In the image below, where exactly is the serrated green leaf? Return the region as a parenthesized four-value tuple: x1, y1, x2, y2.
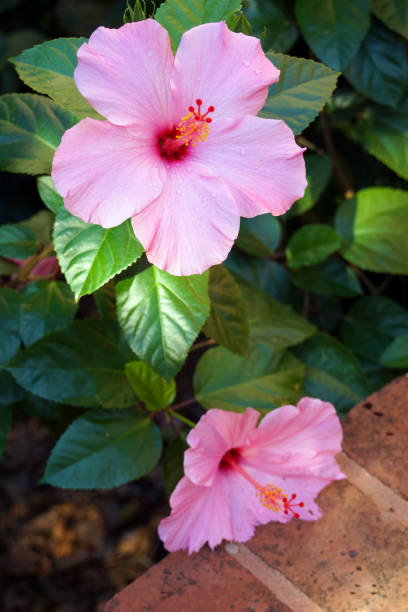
(20, 281, 77, 346)
(295, 0, 370, 71)
(41, 409, 162, 489)
(380, 333, 408, 368)
(0, 404, 11, 456)
(53, 206, 144, 300)
(116, 267, 210, 379)
(344, 21, 406, 108)
(37, 176, 63, 214)
(261, 53, 339, 134)
(155, 0, 241, 49)
(9, 318, 137, 407)
(0, 223, 39, 258)
(289, 256, 362, 297)
(202, 264, 249, 356)
(125, 361, 176, 411)
(341, 295, 408, 362)
(10, 38, 99, 119)
(286, 224, 341, 269)
(0, 93, 77, 175)
(236, 214, 281, 258)
(372, 0, 408, 39)
(335, 187, 408, 274)
(243, 0, 298, 52)
(0, 287, 20, 366)
(294, 333, 369, 414)
(194, 344, 304, 412)
(288, 154, 332, 217)
(163, 437, 188, 495)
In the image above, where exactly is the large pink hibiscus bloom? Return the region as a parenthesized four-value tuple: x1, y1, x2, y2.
(159, 398, 344, 553)
(52, 20, 307, 275)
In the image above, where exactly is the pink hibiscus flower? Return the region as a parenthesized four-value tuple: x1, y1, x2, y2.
(52, 20, 306, 275)
(159, 398, 345, 553)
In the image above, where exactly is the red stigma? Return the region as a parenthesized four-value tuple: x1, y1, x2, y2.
(196, 98, 202, 106)
(282, 493, 304, 519)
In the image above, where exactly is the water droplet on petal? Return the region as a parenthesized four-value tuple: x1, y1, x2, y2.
(240, 148, 246, 155)
(243, 60, 250, 67)
(176, 188, 181, 194)
(211, 192, 217, 198)
(255, 68, 261, 75)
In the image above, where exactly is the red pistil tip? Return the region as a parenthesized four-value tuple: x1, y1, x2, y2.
(188, 106, 194, 112)
(196, 98, 202, 106)
(206, 118, 212, 123)
(208, 105, 215, 112)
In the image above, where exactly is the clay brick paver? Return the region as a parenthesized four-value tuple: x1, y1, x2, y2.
(105, 375, 408, 612)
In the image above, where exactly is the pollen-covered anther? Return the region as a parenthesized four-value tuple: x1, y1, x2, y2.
(257, 484, 283, 512)
(176, 99, 215, 147)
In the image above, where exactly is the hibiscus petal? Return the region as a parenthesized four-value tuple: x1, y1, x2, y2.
(194, 115, 307, 217)
(185, 408, 260, 487)
(52, 118, 164, 227)
(75, 20, 175, 127)
(131, 163, 239, 275)
(172, 22, 279, 119)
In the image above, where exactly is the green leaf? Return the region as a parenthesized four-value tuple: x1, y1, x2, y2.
(20, 281, 77, 346)
(163, 437, 188, 496)
(0, 223, 39, 258)
(0, 404, 11, 456)
(286, 224, 341, 269)
(125, 361, 176, 411)
(236, 214, 281, 257)
(227, 11, 252, 34)
(380, 333, 408, 368)
(0, 287, 20, 366)
(261, 53, 339, 134)
(9, 318, 137, 407)
(288, 154, 332, 217)
(155, 0, 241, 49)
(10, 38, 99, 119)
(359, 357, 396, 391)
(20, 209, 54, 245)
(295, 0, 370, 71)
(195, 344, 304, 412)
(353, 98, 408, 181)
(116, 267, 210, 379)
(294, 333, 370, 414)
(94, 280, 117, 319)
(344, 21, 406, 108)
(53, 206, 144, 300)
(0, 93, 78, 175)
(202, 265, 249, 356)
(289, 256, 362, 297)
(0, 370, 24, 406)
(335, 188, 408, 274)
(37, 176, 63, 214)
(341, 295, 408, 362)
(239, 282, 315, 348)
(372, 0, 408, 39)
(243, 0, 298, 52)
(0, 258, 19, 276)
(41, 409, 162, 489)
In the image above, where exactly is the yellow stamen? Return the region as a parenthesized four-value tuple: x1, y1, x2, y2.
(176, 113, 210, 148)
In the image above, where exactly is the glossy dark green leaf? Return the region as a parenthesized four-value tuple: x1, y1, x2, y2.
(288, 154, 332, 217)
(0, 93, 77, 174)
(243, 0, 298, 52)
(295, 0, 370, 71)
(344, 21, 406, 108)
(163, 437, 188, 496)
(20, 281, 77, 346)
(0, 287, 20, 366)
(203, 265, 249, 356)
(294, 333, 370, 414)
(341, 295, 408, 361)
(261, 53, 339, 134)
(125, 361, 176, 411)
(54, 206, 144, 300)
(194, 344, 304, 412)
(9, 318, 137, 407)
(0, 223, 39, 258)
(380, 334, 408, 368)
(0, 404, 11, 456)
(335, 188, 408, 274)
(372, 0, 408, 38)
(236, 214, 281, 258)
(41, 409, 162, 489)
(37, 176, 63, 214)
(286, 224, 341, 269)
(155, 0, 241, 49)
(116, 267, 210, 379)
(289, 256, 362, 297)
(10, 38, 99, 119)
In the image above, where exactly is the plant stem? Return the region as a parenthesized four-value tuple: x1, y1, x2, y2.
(190, 338, 216, 352)
(320, 110, 354, 198)
(168, 409, 195, 428)
(296, 136, 325, 155)
(9, 243, 54, 287)
(170, 397, 197, 411)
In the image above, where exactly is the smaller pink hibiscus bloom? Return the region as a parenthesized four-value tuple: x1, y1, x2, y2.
(159, 398, 345, 554)
(52, 19, 306, 276)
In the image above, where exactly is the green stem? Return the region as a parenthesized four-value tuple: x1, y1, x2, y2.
(168, 409, 195, 428)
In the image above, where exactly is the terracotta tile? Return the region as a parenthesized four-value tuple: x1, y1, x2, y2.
(342, 375, 408, 499)
(247, 480, 408, 612)
(104, 546, 291, 612)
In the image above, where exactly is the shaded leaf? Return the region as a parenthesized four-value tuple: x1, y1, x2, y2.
(288, 154, 332, 217)
(243, 0, 298, 52)
(380, 333, 408, 368)
(37, 176, 63, 214)
(236, 214, 281, 257)
(125, 361, 176, 411)
(0, 223, 39, 258)
(0, 370, 24, 406)
(0, 287, 20, 366)
(163, 437, 188, 496)
(286, 224, 341, 269)
(372, 0, 408, 39)
(290, 256, 362, 297)
(0, 404, 11, 456)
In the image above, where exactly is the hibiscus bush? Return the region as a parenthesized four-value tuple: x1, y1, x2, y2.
(1, 0, 407, 542)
